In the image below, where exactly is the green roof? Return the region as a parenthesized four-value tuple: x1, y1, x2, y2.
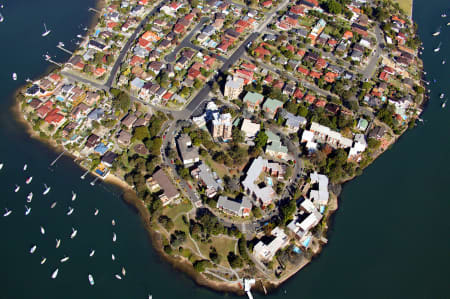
(263, 98, 283, 112)
(243, 92, 264, 104)
(266, 130, 280, 143)
(266, 141, 288, 154)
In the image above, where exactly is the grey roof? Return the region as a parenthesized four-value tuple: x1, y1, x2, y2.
(177, 134, 199, 164)
(87, 108, 104, 121)
(217, 196, 252, 216)
(152, 169, 179, 199)
(198, 162, 222, 191)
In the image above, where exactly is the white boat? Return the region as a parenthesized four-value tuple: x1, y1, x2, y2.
(443, 60, 446, 65)
(115, 274, 122, 280)
(66, 207, 74, 216)
(56, 238, 61, 248)
(25, 205, 31, 215)
(0, 13, 3, 23)
(70, 227, 77, 239)
(40, 257, 47, 264)
(113, 233, 117, 242)
(88, 274, 95, 286)
(60, 256, 70, 263)
(434, 42, 441, 52)
(58, 41, 65, 47)
(442, 13, 447, 18)
(50, 201, 57, 208)
(43, 184, 51, 195)
(14, 185, 20, 193)
(27, 192, 33, 202)
(89, 249, 95, 257)
(3, 208, 12, 217)
(112, 254, 115, 261)
(26, 177, 33, 184)
(12, 73, 17, 81)
(94, 208, 99, 216)
(76, 34, 83, 38)
(442, 100, 447, 108)
(30, 245, 37, 254)
(112, 219, 116, 226)
(432, 30, 440, 36)
(71, 191, 76, 201)
(23, 164, 27, 171)
(42, 23, 51, 37)
(0, 163, 3, 170)
(447, 22, 450, 26)
(121, 267, 126, 276)
(148, 295, 152, 299)
(51, 268, 59, 279)
(44, 54, 51, 61)
(440, 93, 445, 99)
(40, 226, 45, 235)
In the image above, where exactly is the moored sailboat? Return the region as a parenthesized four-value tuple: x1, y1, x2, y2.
(42, 23, 51, 37)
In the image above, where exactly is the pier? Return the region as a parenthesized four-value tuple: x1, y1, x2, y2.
(56, 45, 73, 55)
(90, 177, 99, 186)
(47, 58, 62, 67)
(50, 151, 66, 167)
(88, 7, 101, 13)
(80, 170, 89, 180)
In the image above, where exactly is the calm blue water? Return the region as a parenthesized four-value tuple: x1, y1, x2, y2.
(0, 0, 449, 298)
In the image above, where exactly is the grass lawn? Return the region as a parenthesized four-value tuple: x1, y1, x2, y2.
(163, 200, 192, 220)
(393, 0, 413, 16)
(196, 236, 237, 267)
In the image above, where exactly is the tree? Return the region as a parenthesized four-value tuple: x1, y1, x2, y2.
(280, 199, 296, 224)
(254, 130, 268, 148)
(133, 126, 150, 141)
(209, 247, 221, 264)
(193, 260, 212, 272)
(252, 206, 262, 218)
(227, 252, 243, 268)
(179, 168, 190, 180)
(158, 215, 174, 230)
(325, 0, 342, 14)
(170, 230, 187, 247)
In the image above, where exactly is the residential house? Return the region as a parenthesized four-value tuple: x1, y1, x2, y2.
(253, 227, 289, 261)
(224, 75, 244, 100)
(177, 134, 200, 165)
(262, 98, 283, 119)
(243, 92, 264, 112)
(191, 162, 222, 198)
(117, 130, 132, 146)
(241, 119, 260, 140)
(216, 196, 252, 217)
(242, 157, 277, 207)
(148, 169, 180, 206)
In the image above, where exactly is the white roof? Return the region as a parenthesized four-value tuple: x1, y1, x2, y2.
(242, 157, 276, 205)
(241, 119, 260, 138)
(301, 130, 314, 142)
(300, 199, 315, 213)
(299, 211, 322, 232)
(310, 122, 330, 135)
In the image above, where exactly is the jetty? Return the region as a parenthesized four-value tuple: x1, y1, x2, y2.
(80, 170, 89, 180)
(47, 58, 62, 67)
(88, 7, 101, 13)
(56, 45, 73, 55)
(243, 278, 256, 299)
(90, 177, 99, 186)
(50, 150, 66, 167)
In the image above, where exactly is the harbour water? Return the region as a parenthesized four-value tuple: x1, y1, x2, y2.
(0, 0, 449, 298)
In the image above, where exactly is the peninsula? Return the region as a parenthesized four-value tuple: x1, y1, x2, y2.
(16, 0, 425, 295)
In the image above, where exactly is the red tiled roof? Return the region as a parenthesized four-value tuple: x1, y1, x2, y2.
(315, 99, 326, 108)
(294, 88, 304, 99)
(309, 70, 322, 79)
(297, 66, 310, 75)
(304, 94, 316, 104)
(174, 23, 185, 34)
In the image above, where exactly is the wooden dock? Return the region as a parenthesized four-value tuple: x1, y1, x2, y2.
(47, 59, 62, 67)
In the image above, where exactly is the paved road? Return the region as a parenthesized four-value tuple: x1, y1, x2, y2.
(363, 25, 384, 80)
(105, 0, 169, 88)
(164, 17, 210, 63)
(61, 71, 108, 90)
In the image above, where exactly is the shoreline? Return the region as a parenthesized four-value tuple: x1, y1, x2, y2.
(9, 0, 427, 295)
